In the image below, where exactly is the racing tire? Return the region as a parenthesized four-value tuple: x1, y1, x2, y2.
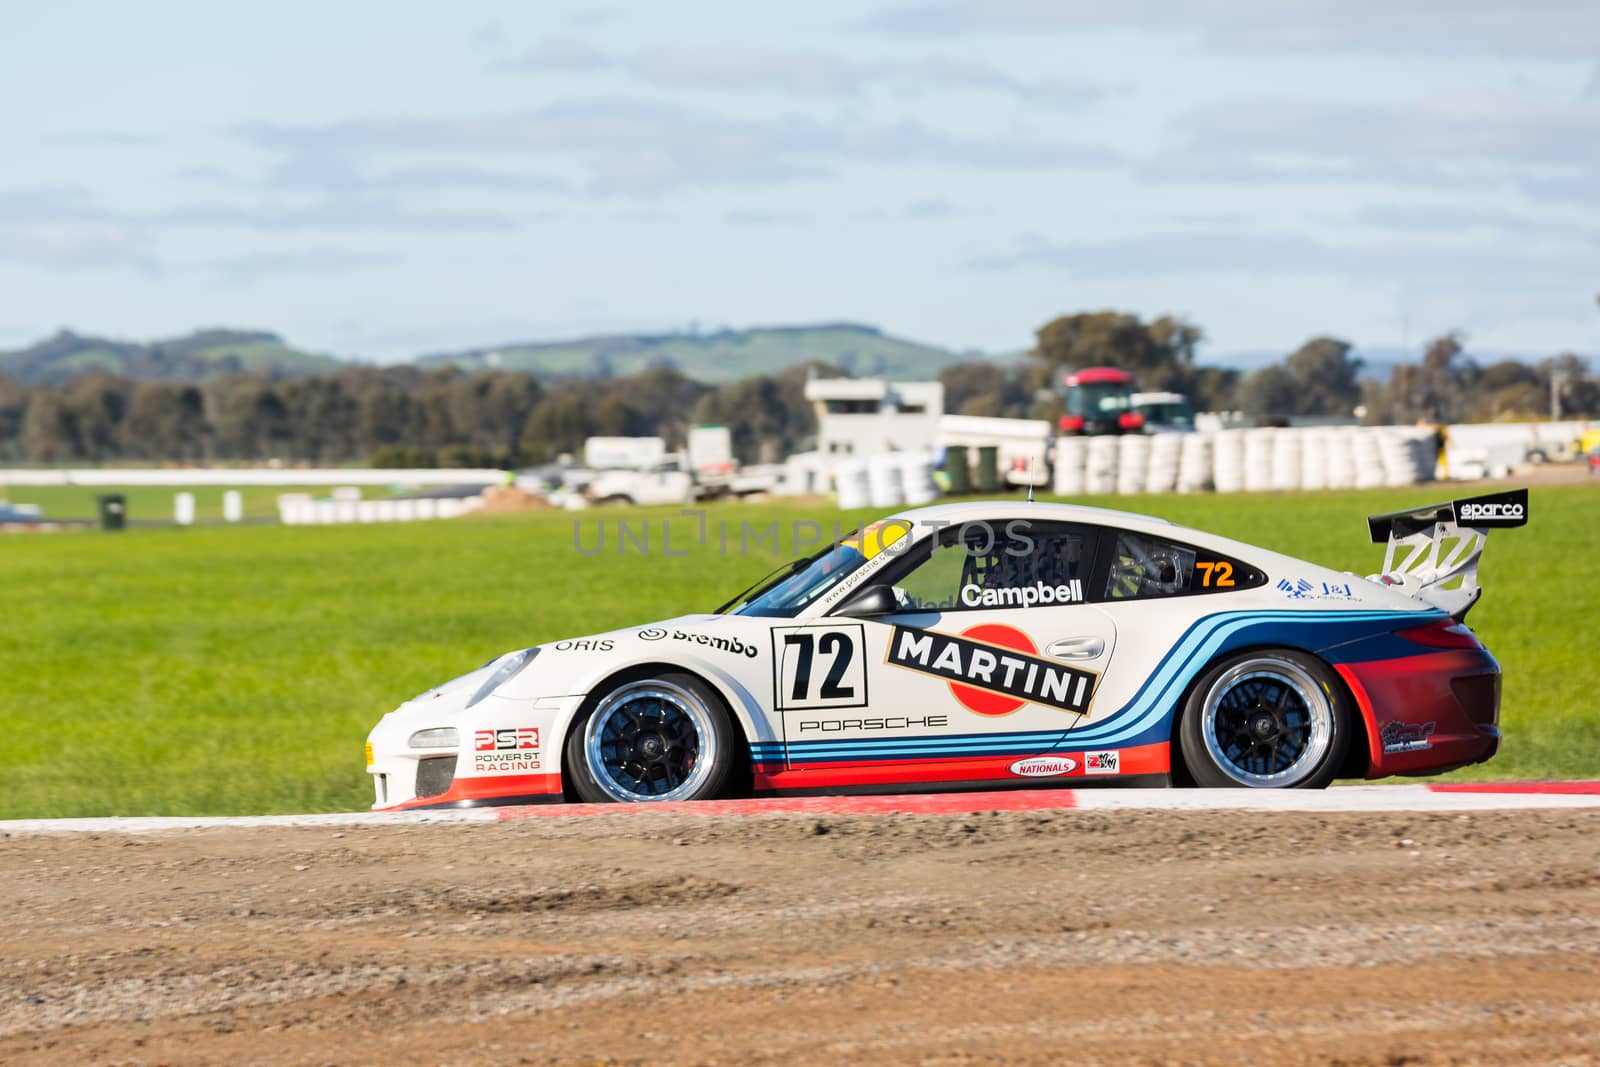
(1177, 649, 1351, 789)
(564, 672, 737, 803)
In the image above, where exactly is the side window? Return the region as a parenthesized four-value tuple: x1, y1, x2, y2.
(891, 521, 1094, 611)
(1104, 532, 1263, 600)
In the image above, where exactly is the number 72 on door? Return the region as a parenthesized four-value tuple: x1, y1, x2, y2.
(771, 624, 869, 711)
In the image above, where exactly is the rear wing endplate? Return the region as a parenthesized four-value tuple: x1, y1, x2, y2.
(1365, 488, 1528, 621)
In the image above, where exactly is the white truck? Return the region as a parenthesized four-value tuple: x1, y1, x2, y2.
(582, 436, 694, 507)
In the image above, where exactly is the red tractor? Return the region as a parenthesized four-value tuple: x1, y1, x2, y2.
(1058, 367, 1146, 435)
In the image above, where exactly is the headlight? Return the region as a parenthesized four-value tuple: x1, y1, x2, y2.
(408, 727, 459, 749)
(466, 647, 539, 708)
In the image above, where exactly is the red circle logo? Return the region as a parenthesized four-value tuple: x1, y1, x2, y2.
(949, 623, 1038, 716)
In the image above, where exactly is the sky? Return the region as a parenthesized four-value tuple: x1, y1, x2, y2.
(1, 1, 1596, 365)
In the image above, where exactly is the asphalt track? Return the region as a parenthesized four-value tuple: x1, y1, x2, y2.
(6, 779, 1598, 834)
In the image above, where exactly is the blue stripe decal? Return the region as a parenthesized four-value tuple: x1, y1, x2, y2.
(768, 729, 1066, 765)
(1056, 608, 1435, 750)
(750, 608, 1440, 768)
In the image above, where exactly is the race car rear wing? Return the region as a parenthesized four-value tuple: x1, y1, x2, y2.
(1365, 488, 1528, 622)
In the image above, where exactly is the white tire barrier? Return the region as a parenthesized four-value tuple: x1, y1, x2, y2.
(834, 459, 871, 511)
(1084, 436, 1119, 495)
(833, 425, 1461, 503)
(1116, 434, 1151, 496)
(867, 453, 907, 509)
(1211, 430, 1245, 494)
(276, 492, 483, 525)
(1243, 428, 1276, 492)
(900, 452, 940, 506)
(1175, 433, 1213, 493)
(1144, 433, 1183, 495)
(1353, 430, 1386, 488)
(1053, 437, 1088, 496)
(1270, 430, 1301, 492)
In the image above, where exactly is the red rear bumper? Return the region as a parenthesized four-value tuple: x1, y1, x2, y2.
(1335, 649, 1501, 777)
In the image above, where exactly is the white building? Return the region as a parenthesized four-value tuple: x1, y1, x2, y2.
(804, 378, 944, 458)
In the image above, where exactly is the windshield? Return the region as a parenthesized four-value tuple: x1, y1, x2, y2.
(1068, 383, 1131, 417)
(1137, 401, 1194, 427)
(727, 520, 911, 618)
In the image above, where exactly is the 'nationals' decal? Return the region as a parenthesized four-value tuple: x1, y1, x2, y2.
(885, 623, 1096, 717)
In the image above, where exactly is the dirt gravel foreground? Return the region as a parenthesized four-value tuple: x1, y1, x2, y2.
(4, 808, 1599, 1066)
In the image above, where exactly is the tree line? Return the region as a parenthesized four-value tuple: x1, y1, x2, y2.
(0, 312, 1593, 466)
(0, 363, 821, 467)
(944, 311, 1596, 427)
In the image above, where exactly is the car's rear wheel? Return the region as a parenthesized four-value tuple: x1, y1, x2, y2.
(565, 673, 735, 803)
(1178, 649, 1350, 789)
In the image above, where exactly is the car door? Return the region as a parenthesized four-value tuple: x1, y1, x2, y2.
(776, 519, 1119, 782)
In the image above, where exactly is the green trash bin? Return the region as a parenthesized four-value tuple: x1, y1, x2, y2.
(944, 445, 971, 495)
(97, 493, 126, 532)
(974, 445, 1000, 493)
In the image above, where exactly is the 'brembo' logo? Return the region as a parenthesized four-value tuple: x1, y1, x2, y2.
(641, 627, 758, 658)
(886, 623, 1096, 716)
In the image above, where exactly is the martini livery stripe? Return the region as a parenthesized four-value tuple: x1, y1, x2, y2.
(887, 626, 1095, 715)
(1060, 609, 1438, 749)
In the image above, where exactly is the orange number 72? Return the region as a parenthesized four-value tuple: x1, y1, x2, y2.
(1195, 561, 1235, 588)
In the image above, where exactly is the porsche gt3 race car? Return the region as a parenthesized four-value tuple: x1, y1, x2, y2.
(365, 488, 1528, 809)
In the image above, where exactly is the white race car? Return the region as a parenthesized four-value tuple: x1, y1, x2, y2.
(366, 490, 1526, 808)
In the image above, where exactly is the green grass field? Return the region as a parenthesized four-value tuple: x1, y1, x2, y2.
(1, 484, 1596, 818)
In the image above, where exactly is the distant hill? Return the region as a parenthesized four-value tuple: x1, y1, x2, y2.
(0, 328, 346, 385)
(416, 322, 974, 383)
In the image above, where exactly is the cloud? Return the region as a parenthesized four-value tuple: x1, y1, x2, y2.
(722, 208, 812, 225)
(183, 140, 568, 202)
(632, 46, 855, 95)
(1143, 91, 1599, 195)
(43, 130, 161, 147)
(494, 35, 611, 73)
(0, 221, 157, 272)
(237, 98, 1118, 196)
(0, 177, 515, 244)
(355, 163, 564, 194)
(495, 39, 1105, 108)
(1175, 92, 1598, 168)
(1349, 203, 1600, 241)
(0, 186, 103, 221)
(208, 248, 399, 284)
(149, 195, 515, 232)
(969, 231, 1334, 276)
(906, 197, 953, 219)
(866, 1, 1600, 59)
(966, 229, 1594, 285)
(0, 187, 157, 272)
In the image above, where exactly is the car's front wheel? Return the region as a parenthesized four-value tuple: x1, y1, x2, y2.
(565, 673, 736, 803)
(1178, 649, 1351, 788)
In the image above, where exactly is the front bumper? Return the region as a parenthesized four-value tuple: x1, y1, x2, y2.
(366, 693, 582, 810)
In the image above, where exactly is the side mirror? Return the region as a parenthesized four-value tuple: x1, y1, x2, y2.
(834, 584, 899, 618)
